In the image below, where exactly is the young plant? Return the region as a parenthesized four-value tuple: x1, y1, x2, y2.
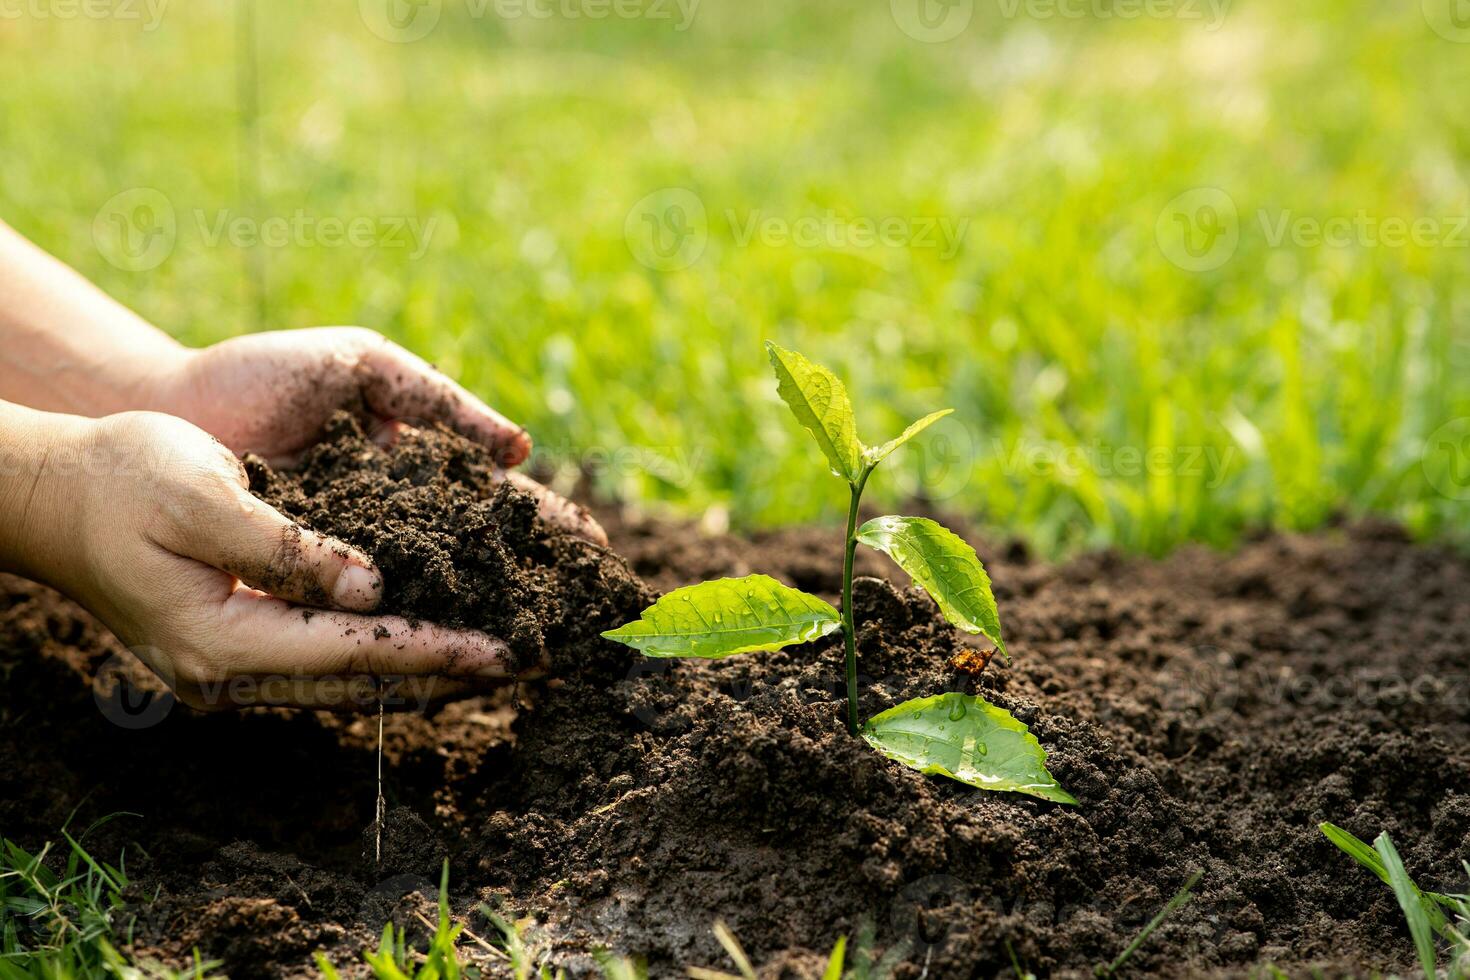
(602, 343, 1074, 804)
(1320, 822, 1470, 979)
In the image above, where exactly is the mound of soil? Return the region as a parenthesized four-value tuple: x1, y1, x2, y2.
(243, 412, 649, 673)
(1, 422, 1467, 978)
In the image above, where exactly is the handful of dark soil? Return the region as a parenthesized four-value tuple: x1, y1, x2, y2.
(245, 412, 649, 673)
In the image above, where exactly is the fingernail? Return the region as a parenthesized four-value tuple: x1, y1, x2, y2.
(474, 658, 512, 679)
(333, 563, 382, 610)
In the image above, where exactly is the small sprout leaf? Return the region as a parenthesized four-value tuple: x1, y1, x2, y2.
(821, 936, 847, 980)
(766, 341, 864, 484)
(856, 516, 1007, 660)
(601, 574, 841, 658)
(863, 409, 954, 467)
(862, 692, 1075, 803)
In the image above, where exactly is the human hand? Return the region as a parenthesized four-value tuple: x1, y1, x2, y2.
(153, 327, 605, 544)
(7, 408, 529, 711)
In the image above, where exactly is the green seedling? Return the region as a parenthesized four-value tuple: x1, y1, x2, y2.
(688, 921, 899, 980)
(1320, 822, 1470, 979)
(318, 862, 643, 980)
(602, 343, 1073, 803)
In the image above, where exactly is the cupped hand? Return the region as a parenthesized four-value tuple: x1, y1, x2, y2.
(33, 410, 533, 711)
(154, 327, 605, 544)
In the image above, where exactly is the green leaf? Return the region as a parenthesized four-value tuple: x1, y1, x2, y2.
(766, 341, 864, 483)
(601, 574, 841, 658)
(863, 409, 954, 467)
(856, 516, 1007, 660)
(1320, 822, 1393, 887)
(1374, 832, 1439, 980)
(862, 692, 1075, 804)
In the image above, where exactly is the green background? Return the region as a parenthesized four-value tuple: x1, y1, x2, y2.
(3, 0, 1469, 554)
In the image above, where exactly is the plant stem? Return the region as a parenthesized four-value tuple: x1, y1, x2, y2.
(841, 468, 871, 736)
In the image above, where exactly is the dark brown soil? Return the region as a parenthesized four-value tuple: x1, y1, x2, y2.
(1, 423, 1468, 978)
(243, 413, 648, 673)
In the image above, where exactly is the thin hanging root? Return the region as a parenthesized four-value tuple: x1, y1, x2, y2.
(374, 695, 385, 867)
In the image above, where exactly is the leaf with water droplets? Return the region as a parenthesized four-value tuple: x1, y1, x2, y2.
(856, 516, 1007, 660)
(600, 574, 841, 658)
(766, 341, 865, 484)
(862, 693, 1075, 804)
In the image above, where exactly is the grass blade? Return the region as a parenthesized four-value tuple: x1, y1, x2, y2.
(710, 921, 756, 980)
(1374, 833, 1438, 980)
(1096, 869, 1203, 977)
(821, 936, 847, 980)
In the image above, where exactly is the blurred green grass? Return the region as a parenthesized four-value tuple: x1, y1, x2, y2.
(3, 0, 1469, 555)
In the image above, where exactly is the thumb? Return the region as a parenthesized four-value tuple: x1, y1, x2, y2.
(175, 482, 384, 613)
